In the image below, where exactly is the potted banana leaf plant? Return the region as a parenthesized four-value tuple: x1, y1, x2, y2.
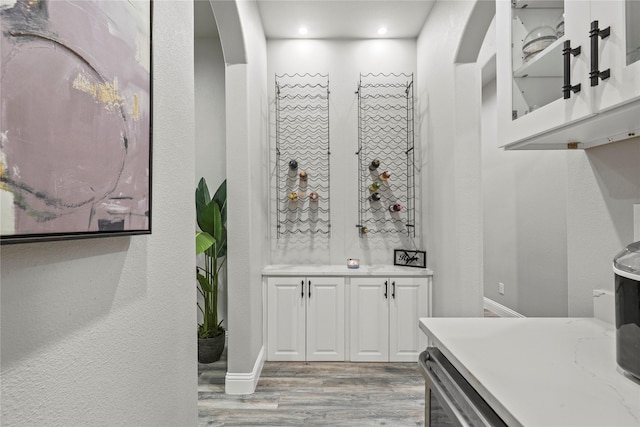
(195, 177, 227, 363)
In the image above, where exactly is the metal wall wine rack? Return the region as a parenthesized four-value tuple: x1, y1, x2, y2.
(275, 73, 330, 238)
(356, 73, 415, 237)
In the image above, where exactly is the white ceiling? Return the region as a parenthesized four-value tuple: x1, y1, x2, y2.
(257, 0, 436, 39)
(194, 1, 436, 40)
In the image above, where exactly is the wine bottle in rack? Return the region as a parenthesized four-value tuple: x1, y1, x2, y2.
(368, 192, 381, 202)
(369, 182, 381, 192)
(299, 170, 307, 181)
(379, 171, 391, 180)
(289, 159, 298, 170)
(309, 191, 319, 202)
(389, 204, 403, 212)
(288, 192, 299, 202)
(368, 159, 381, 171)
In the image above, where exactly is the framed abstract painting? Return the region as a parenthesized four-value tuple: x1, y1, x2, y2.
(0, 0, 152, 244)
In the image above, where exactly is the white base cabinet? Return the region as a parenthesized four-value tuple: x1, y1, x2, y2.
(267, 276, 345, 361)
(349, 277, 429, 362)
(263, 266, 433, 363)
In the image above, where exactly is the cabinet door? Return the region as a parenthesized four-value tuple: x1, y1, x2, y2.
(497, 0, 593, 148)
(349, 277, 389, 362)
(587, 0, 640, 112)
(306, 277, 345, 361)
(267, 277, 306, 361)
(498, 0, 640, 149)
(389, 277, 429, 362)
(623, 0, 640, 96)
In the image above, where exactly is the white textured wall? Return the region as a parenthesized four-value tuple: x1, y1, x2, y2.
(195, 34, 227, 328)
(567, 138, 640, 316)
(195, 35, 226, 193)
(267, 39, 419, 266)
(481, 78, 517, 310)
(0, 1, 197, 425)
(416, 1, 484, 317)
(481, 78, 569, 317)
(478, 17, 639, 317)
(225, 0, 268, 375)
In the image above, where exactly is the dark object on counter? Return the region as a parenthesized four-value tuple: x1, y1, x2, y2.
(614, 241, 640, 381)
(394, 249, 426, 268)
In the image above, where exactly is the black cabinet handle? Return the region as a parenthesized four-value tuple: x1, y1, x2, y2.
(562, 40, 581, 99)
(589, 20, 610, 86)
(384, 281, 388, 299)
(301, 279, 304, 298)
(392, 281, 396, 299)
(308, 280, 311, 298)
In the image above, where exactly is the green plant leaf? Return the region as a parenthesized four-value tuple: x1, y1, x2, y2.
(197, 198, 218, 236)
(195, 178, 211, 228)
(216, 226, 227, 258)
(210, 201, 223, 243)
(212, 179, 227, 225)
(197, 272, 213, 293)
(196, 231, 215, 255)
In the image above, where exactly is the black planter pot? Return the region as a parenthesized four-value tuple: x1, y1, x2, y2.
(198, 333, 225, 364)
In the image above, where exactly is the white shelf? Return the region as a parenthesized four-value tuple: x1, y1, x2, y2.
(513, 0, 563, 9)
(514, 36, 564, 78)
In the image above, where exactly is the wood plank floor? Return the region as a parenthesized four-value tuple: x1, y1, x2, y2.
(198, 353, 425, 426)
(199, 312, 499, 425)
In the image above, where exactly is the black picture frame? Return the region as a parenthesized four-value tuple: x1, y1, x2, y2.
(394, 249, 427, 268)
(0, 0, 153, 245)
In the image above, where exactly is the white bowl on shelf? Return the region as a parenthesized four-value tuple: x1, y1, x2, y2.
(522, 26, 558, 63)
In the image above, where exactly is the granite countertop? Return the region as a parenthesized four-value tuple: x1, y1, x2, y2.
(419, 317, 640, 426)
(262, 264, 433, 276)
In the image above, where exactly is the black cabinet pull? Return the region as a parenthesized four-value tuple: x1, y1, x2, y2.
(589, 20, 610, 86)
(308, 280, 311, 298)
(301, 280, 304, 298)
(384, 281, 388, 299)
(392, 281, 396, 299)
(562, 40, 581, 99)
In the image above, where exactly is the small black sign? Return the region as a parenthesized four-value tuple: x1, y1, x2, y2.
(394, 249, 427, 268)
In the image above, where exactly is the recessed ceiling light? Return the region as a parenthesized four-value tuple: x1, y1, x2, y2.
(298, 26, 308, 35)
(377, 27, 388, 35)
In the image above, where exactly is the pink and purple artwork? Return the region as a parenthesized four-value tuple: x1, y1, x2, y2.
(0, 0, 151, 243)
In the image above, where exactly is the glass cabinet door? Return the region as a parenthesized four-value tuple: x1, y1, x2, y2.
(588, 0, 640, 112)
(626, 0, 640, 66)
(497, 0, 640, 149)
(510, 0, 566, 121)
(497, 0, 592, 148)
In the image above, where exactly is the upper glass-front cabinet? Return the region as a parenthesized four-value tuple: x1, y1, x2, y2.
(497, 0, 640, 149)
(626, 0, 640, 66)
(510, 0, 566, 120)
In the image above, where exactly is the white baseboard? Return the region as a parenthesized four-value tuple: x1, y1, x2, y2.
(484, 297, 525, 318)
(224, 345, 265, 395)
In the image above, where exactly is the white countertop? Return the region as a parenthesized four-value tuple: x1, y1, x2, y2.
(419, 317, 640, 427)
(262, 264, 433, 276)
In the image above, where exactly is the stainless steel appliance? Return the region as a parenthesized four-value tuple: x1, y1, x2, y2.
(613, 241, 640, 380)
(419, 347, 507, 427)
